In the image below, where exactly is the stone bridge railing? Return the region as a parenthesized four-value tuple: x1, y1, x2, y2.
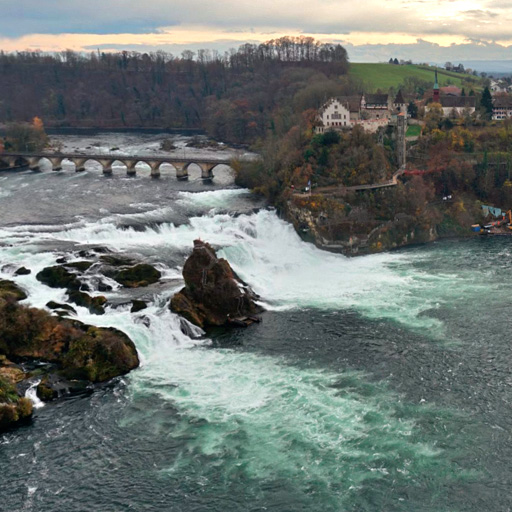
(0, 152, 242, 179)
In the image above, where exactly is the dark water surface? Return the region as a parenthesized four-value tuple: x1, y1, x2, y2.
(1, 135, 512, 511)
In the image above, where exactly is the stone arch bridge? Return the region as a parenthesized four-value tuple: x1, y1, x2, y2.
(0, 152, 242, 179)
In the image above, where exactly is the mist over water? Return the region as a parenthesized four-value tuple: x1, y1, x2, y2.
(1, 135, 511, 511)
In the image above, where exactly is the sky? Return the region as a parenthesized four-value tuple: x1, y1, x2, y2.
(1, 0, 512, 65)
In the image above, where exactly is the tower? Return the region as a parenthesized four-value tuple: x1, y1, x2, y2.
(396, 113, 407, 169)
(433, 68, 440, 103)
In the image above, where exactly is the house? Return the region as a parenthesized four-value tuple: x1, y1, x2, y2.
(439, 96, 476, 117)
(492, 96, 512, 120)
(490, 80, 508, 94)
(430, 70, 476, 117)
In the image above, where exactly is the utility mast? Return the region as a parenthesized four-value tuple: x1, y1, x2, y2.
(396, 113, 407, 168)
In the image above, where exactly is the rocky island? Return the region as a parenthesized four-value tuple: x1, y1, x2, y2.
(171, 240, 263, 328)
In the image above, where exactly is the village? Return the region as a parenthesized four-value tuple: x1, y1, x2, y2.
(316, 69, 512, 134)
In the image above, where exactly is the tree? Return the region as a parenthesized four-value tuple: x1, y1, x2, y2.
(407, 101, 418, 119)
(5, 122, 47, 152)
(480, 87, 493, 118)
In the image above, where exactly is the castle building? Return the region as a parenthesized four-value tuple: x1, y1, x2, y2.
(316, 91, 406, 133)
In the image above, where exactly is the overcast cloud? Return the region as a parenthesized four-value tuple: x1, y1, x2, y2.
(1, 0, 512, 62)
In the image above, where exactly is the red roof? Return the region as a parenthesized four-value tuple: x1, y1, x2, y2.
(440, 86, 461, 96)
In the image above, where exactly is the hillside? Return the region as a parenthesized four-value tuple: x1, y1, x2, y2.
(349, 63, 481, 91)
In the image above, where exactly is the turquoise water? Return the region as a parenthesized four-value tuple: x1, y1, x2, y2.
(0, 158, 511, 511)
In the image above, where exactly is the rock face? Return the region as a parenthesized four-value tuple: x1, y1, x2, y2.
(114, 264, 161, 288)
(36, 265, 81, 290)
(170, 240, 263, 328)
(0, 280, 139, 431)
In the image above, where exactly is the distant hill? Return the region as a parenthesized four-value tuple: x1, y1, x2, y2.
(349, 63, 481, 91)
(457, 61, 512, 76)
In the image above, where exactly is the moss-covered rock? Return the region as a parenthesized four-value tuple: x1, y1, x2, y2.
(64, 261, 94, 272)
(100, 255, 135, 267)
(114, 264, 161, 288)
(0, 376, 33, 432)
(36, 265, 81, 290)
(67, 291, 107, 315)
(46, 301, 77, 314)
(61, 326, 139, 382)
(0, 280, 27, 301)
(36, 376, 58, 401)
(0, 295, 139, 379)
(131, 300, 147, 313)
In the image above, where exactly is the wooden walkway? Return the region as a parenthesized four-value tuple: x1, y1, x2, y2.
(294, 167, 405, 198)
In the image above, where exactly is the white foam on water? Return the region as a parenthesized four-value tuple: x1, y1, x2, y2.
(1, 203, 448, 330)
(0, 187, 461, 506)
(25, 380, 45, 409)
(177, 188, 251, 209)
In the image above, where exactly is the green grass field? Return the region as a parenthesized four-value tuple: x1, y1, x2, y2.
(349, 63, 481, 91)
(406, 125, 422, 137)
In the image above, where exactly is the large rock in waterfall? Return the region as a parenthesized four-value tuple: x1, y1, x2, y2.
(170, 240, 263, 328)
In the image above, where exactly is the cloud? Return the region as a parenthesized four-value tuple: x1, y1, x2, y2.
(1, 0, 512, 42)
(344, 38, 512, 65)
(1, 0, 512, 65)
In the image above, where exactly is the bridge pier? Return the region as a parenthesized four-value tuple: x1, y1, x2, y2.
(73, 158, 87, 172)
(174, 163, 189, 180)
(199, 163, 215, 180)
(124, 160, 137, 176)
(149, 161, 162, 178)
(99, 159, 114, 176)
(5, 156, 19, 168)
(27, 157, 40, 171)
(49, 157, 64, 171)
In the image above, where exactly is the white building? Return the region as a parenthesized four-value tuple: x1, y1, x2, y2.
(492, 96, 512, 120)
(316, 91, 406, 133)
(316, 97, 354, 132)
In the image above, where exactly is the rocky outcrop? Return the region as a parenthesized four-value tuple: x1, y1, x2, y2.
(170, 240, 263, 328)
(0, 356, 33, 431)
(67, 290, 107, 315)
(0, 280, 139, 431)
(285, 199, 439, 256)
(131, 300, 147, 313)
(114, 264, 161, 288)
(0, 279, 27, 301)
(36, 263, 107, 315)
(36, 265, 81, 290)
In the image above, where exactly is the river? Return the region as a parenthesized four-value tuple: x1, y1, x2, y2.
(0, 133, 511, 511)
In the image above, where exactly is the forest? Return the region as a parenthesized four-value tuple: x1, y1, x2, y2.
(0, 37, 350, 144)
